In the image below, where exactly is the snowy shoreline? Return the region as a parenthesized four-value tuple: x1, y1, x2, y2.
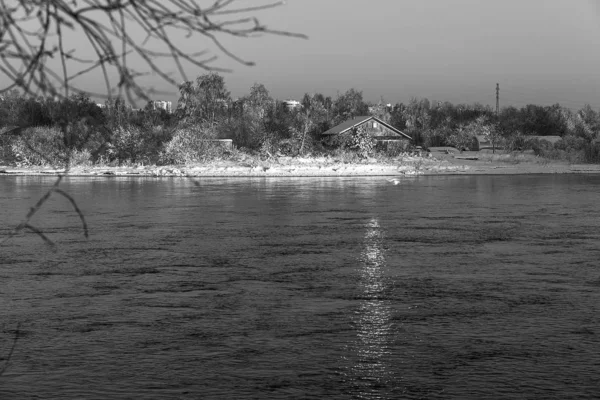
(2, 155, 600, 177)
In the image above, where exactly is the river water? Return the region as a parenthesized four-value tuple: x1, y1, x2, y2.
(1, 174, 600, 399)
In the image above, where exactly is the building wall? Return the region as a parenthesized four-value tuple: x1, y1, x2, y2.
(357, 120, 404, 139)
(283, 100, 301, 110)
(149, 100, 173, 113)
(322, 120, 410, 149)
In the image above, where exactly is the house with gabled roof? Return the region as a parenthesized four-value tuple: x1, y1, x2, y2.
(322, 116, 412, 148)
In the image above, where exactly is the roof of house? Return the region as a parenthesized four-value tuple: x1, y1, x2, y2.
(531, 135, 562, 144)
(322, 116, 412, 140)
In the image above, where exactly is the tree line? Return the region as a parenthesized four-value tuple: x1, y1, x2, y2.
(2, 72, 600, 165)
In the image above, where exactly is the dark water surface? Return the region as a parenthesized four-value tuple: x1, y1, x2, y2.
(1, 175, 600, 399)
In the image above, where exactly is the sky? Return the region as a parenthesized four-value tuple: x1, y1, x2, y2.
(4, 0, 600, 110)
(218, 0, 600, 110)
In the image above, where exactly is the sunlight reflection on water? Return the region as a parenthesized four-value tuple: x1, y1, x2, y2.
(350, 217, 395, 397)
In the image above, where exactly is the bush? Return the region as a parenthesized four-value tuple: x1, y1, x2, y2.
(527, 137, 554, 155)
(330, 147, 361, 163)
(11, 126, 67, 166)
(375, 140, 409, 157)
(1, 127, 16, 164)
(105, 126, 144, 164)
(104, 125, 171, 165)
(554, 135, 587, 152)
(584, 139, 600, 163)
(277, 138, 300, 156)
(160, 124, 229, 164)
(529, 136, 589, 164)
(70, 149, 93, 167)
(331, 126, 376, 158)
(504, 133, 529, 152)
(220, 115, 269, 150)
(421, 127, 451, 148)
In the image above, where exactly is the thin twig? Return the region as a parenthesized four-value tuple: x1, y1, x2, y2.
(0, 175, 63, 247)
(24, 224, 57, 249)
(0, 0, 305, 102)
(0, 323, 21, 377)
(52, 188, 89, 239)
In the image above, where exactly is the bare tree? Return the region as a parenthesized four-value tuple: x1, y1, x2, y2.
(0, 0, 304, 376)
(0, 0, 304, 103)
(0, 0, 303, 247)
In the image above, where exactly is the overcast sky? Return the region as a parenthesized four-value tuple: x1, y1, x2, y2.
(5, 0, 600, 109)
(223, 0, 600, 110)
(219, 0, 600, 110)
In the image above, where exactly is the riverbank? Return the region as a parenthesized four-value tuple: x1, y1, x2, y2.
(2, 153, 600, 177)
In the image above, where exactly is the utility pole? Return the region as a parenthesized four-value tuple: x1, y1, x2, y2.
(495, 83, 499, 117)
(494, 83, 500, 154)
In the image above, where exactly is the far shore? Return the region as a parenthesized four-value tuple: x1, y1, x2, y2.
(2, 153, 600, 178)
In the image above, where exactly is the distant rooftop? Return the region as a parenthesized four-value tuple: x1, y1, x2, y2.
(323, 116, 411, 140)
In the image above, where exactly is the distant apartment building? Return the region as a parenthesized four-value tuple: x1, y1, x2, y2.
(283, 99, 301, 110)
(148, 100, 173, 113)
(368, 103, 393, 114)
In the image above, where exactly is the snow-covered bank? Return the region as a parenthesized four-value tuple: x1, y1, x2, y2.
(0, 156, 466, 177)
(2, 154, 600, 177)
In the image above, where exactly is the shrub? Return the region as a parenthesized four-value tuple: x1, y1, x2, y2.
(70, 149, 93, 167)
(277, 138, 300, 156)
(421, 127, 451, 148)
(331, 147, 360, 163)
(220, 115, 268, 150)
(584, 139, 600, 163)
(10, 126, 67, 166)
(327, 126, 376, 158)
(375, 140, 409, 157)
(0, 127, 16, 164)
(527, 135, 591, 164)
(160, 124, 228, 164)
(447, 129, 474, 151)
(527, 137, 554, 155)
(105, 126, 142, 164)
(104, 125, 171, 165)
(504, 133, 529, 152)
(349, 126, 376, 158)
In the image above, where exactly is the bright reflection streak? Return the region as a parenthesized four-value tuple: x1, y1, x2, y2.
(350, 217, 394, 397)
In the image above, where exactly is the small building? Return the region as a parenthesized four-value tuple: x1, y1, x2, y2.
(148, 100, 173, 113)
(283, 99, 302, 110)
(322, 116, 412, 148)
(475, 135, 503, 151)
(530, 135, 562, 145)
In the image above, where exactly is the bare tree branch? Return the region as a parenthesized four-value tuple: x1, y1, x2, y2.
(24, 223, 57, 248)
(0, 0, 306, 104)
(0, 175, 63, 247)
(53, 188, 89, 239)
(0, 323, 21, 377)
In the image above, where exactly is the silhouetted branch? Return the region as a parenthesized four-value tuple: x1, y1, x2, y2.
(0, 1, 305, 380)
(0, 158, 94, 247)
(24, 224, 56, 249)
(0, 175, 63, 247)
(0, 0, 306, 103)
(53, 188, 89, 239)
(0, 323, 21, 377)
